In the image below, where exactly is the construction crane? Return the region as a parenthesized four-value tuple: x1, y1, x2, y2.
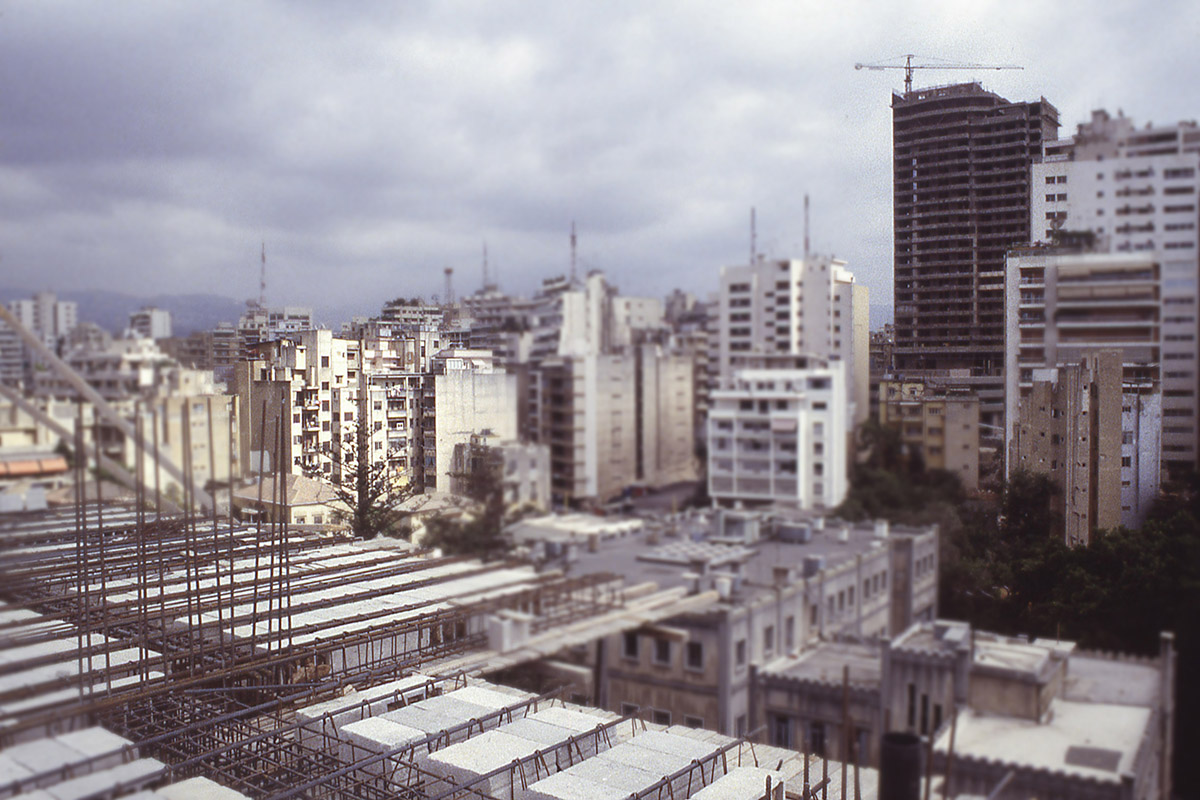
(855, 54, 1022, 94)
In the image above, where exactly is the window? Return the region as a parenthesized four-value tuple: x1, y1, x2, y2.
(623, 632, 639, 659)
(771, 714, 793, 748)
(736, 715, 747, 737)
(808, 721, 826, 756)
(652, 709, 671, 726)
(321, 356, 329, 367)
(785, 616, 795, 650)
(684, 715, 704, 729)
(736, 639, 747, 667)
(848, 587, 854, 606)
(654, 638, 671, 665)
(621, 702, 639, 716)
(763, 625, 775, 653)
(686, 641, 704, 670)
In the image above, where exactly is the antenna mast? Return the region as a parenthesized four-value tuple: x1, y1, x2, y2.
(804, 195, 810, 259)
(570, 221, 577, 282)
(750, 207, 757, 265)
(259, 241, 267, 307)
(444, 267, 454, 306)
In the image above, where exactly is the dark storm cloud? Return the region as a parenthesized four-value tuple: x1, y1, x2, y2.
(2, 1, 1198, 315)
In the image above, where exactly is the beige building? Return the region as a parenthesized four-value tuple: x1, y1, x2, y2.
(635, 343, 698, 489)
(877, 379, 980, 491)
(1010, 351, 1159, 544)
(232, 472, 345, 526)
(130, 394, 241, 507)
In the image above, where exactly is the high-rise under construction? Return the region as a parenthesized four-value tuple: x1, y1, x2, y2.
(891, 82, 1058, 432)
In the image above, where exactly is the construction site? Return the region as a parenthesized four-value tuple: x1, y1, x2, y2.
(0, 473, 892, 800)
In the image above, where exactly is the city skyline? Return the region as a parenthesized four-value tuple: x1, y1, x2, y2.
(2, 2, 1198, 315)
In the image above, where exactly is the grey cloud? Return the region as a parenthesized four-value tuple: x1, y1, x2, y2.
(1, 1, 1196, 313)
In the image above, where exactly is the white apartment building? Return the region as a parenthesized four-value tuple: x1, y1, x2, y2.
(716, 256, 869, 425)
(708, 361, 849, 509)
(8, 292, 78, 351)
(128, 307, 172, 340)
(1031, 109, 1200, 478)
(3, 291, 79, 386)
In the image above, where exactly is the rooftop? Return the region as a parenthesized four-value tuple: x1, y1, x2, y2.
(934, 699, 1150, 783)
(760, 639, 883, 688)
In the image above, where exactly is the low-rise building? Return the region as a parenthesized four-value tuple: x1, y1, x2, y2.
(538, 508, 937, 738)
(232, 472, 345, 526)
(753, 620, 1175, 800)
(877, 378, 980, 491)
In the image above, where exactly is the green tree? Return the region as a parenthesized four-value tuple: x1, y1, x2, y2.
(422, 444, 510, 561)
(297, 423, 413, 539)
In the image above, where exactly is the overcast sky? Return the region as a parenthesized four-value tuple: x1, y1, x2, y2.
(2, 1, 1198, 321)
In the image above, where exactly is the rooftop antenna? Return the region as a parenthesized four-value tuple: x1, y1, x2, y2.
(570, 221, 577, 282)
(444, 267, 454, 306)
(259, 241, 267, 307)
(750, 207, 757, 265)
(804, 195, 810, 260)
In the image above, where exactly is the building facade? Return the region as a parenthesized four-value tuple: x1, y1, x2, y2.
(1030, 110, 1200, 479)
(583, 509, 938, 738)
(708, 362, 849, 510)
(1009, 352, 1160, 542)
(717, 256, 869, 425)
(1004, 248, 1163, 534)
(877, 378, 980, 491)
